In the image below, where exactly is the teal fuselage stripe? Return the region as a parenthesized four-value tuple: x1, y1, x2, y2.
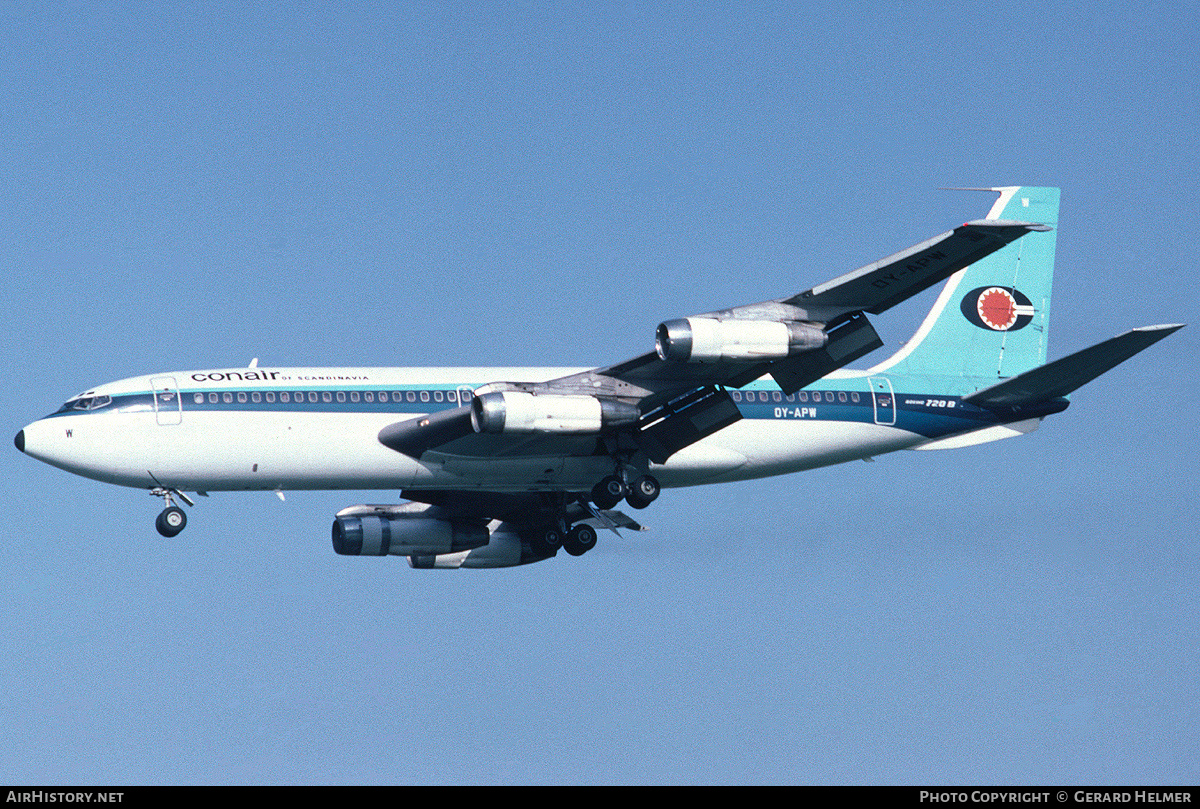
(45, 384, 1064, 442)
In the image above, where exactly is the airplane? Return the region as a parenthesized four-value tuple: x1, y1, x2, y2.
(14, 186, 1182, 568)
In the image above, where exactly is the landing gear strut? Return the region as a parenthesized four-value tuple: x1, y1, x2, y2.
(150, 487, 192, 537)
(528, 491, 604, 559)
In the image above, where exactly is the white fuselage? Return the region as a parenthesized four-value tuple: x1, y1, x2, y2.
(18, 366, 933, 495)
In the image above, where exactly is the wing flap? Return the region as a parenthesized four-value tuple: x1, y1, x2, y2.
(765, 311, 883, 394)
(633, 385, 743, 464)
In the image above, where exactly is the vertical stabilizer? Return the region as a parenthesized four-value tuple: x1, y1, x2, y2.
(868, 187, 1060, 388)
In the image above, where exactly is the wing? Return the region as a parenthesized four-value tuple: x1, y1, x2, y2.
(398, 489, 646, 532)
(379, 218, 1049, 464)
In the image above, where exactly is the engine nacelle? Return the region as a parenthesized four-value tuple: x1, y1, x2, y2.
(471, 391, 639, 434)
(408, 526, 541, 569)
(332, 509, 489, 556)
(655, 317, 827, 363)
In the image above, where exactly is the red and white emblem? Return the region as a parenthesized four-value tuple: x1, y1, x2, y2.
(977, 287, 1019, 330)
(973, 287, 1036, 331)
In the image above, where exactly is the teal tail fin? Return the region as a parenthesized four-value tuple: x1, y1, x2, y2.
(869, 187, 1060, 390)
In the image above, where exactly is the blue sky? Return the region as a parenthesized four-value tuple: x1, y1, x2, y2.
(2, 1, 1197, 784)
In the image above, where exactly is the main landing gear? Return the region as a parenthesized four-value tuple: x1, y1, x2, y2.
(530, 471, 660, 560)
(530, 519, 598, 558)
(590, 472, 660, 510)
(150, 487, 193, 537)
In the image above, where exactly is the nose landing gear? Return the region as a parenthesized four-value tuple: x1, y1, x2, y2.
(150, 486, 193, 537)
(155, 506, 187, 537)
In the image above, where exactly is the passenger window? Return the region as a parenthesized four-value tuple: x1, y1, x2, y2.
(238, 392, 247, 403)
(825, 392, 834, 402)
(280, 392, 290, 403)
(193, 393, 204, 404)
(252, 392, 261, 403)
(350, 391, 360, 402)
(731, 391, 741, 402)
(420, 391, 430, 403)
(322, 392, 332, 403)
(209, 393, 218, 404)
(838, 392, 846, 403)
(434, 390, 444, 402)
(364, 392, 374, 403)
(799, 392, 807, 402)
(406, 391, 416, 403)
(392, 392, 402, 403)
(223, 393, 233, 404)
(772, 391, 781, 402)
(308, 392, 318, 403)
(336, 391, 345, 403)
(851, 392, 859, 403)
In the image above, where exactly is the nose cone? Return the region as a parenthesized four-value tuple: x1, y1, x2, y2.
(16, 419, 65, 468)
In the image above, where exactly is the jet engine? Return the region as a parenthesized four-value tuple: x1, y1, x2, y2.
(471, 391, 640, 434)
(408, 526, 536, 569)
(332, 506, 489, 556)
(332, 505, 554, 568)
(655, 317, 827, 363)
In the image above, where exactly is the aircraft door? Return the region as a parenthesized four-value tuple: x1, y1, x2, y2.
(869, 377, 896, 426)
(456, 385, 476, 409)
(151, 376, 183, 425)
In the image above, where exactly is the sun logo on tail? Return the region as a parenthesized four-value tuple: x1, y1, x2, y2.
(961, 286, 1036, 331)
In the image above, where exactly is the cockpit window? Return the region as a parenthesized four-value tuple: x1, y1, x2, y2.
(60, 394, 112, 412)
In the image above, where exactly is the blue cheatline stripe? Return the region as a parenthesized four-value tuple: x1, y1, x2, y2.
(46, 387, 476, 418)
(43, 382, 1042, 442)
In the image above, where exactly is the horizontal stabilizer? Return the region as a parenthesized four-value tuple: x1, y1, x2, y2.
(962, 324, 1184, 407)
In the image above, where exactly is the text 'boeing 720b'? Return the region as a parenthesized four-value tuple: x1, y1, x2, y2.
(15, 187, 1182, 568)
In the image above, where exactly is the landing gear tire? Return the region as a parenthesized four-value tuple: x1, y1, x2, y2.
(591, 475, 627, 510)
(563, 523, 598, 557)
(530, 527, 563, 557)
(625, 475, 660, 510)
(156, 506, 187, 538)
